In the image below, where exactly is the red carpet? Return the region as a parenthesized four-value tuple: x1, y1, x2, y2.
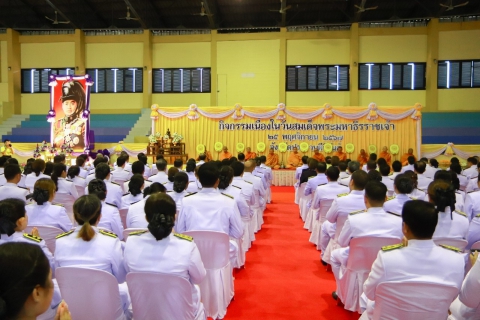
(225, 186, 358, 319)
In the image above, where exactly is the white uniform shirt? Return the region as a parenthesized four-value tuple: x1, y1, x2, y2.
(466, 178, 479, 193)
(25, 202, 72, 232)
(409, 188, 427, 201)
(380, 176, 394, 194)
(169, 190, 188, 214)
(78, 167, 88, 179)
(126, 196, 148, 228)
(187, 172, 197, 183)
(25, 172, 50, 191)
(111, 167, 132, 182)
(432, 208, 469, 240)
(454, 254, 480, 319)
(231, 176, 255, 207)
(176, 188, 244, 239)
(295, 164, 308, 181)
(465, 190, 480, 220)
(196, 160, 205, 167)
(164, 181, 174, 192)
(424, 165, 440, 179)
(143, 164, 152, 178)
(339, 175, 352, 187)
(18, 174, 27, 189)
(0, 173, 6, 186)
(401, 164, 415, 173)
(221, 185, 251, 219)
(0, 182, 29, 201)
(85, 180, 122, 209)
(69, 176, 86, 188)
(121, 193, 143, 209)
(85, 172, 95, 186)
(383, 194, 411, 215)
(458, 174, 469, 191)
(338, 207, 403, 247)
(364, 239, 464, 314)
(305, 173, 328, 196)
(253, 169, 268, 190)
(466, 213, 480, 250)
(416, 173, 433, 191)
(456, 191, 465, 212)
(186, 180, 201, 194)
(339, 172, 349, 180)
(260, 164, 273, 183)
(312, 182, 349, 210)
(55, 227, 126, 283)
(0, 231, 55, 270)
(243, 172, 265, 208)
(123, 179, 152, 195)
(463, 166, 478, 179)
(326, 190, 366, 225)
(98, 201, 124, 240)
(56, 177, 78, 198)
(124, 231, 206, 314)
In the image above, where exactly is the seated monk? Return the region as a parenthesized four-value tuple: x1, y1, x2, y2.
(244, 147, 256, 161)
(286, 147, 302, 169)
(265, 148, 280, 169)
(357, 149, 368, 166)
(333, 146, 347, 161)
(195, 146, 212, 162)
(401, 148, 416, 166)
(379, 146, 392, 166)
(219, 146, 232, 161)
(312, 148, 325, 162)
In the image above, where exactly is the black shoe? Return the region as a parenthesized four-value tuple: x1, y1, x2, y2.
(321, 260, 328, 266)
(332, 291, 338, 301)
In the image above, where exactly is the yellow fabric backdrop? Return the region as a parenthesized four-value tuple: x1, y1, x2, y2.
(154, 106, 418, 162)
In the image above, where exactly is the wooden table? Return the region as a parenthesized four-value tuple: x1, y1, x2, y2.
(147, 141, 189, 164)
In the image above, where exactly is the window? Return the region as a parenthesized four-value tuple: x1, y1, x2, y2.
(152, 68, 211, 93)
(286, 65, 349, 91)
(21, 68, 74, 93)
(359, 62, 426, 90)
(438, 60, 480, 88)
(86, 68, 143, 93)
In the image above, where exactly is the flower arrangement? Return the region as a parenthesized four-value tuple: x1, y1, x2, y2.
(41, 141, 48, 152)
(148, 134, 157, 144)
(154, 132, 162, 139)
(33, 145, 41, 158)
(172, 132, 183, 144)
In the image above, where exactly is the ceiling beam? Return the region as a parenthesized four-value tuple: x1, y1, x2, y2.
(202, 0, 217, 29)
(122, 0, 147, 29)
(45, 0, 79, 29)
(17, 0, 50, 27)
(144, 0, 166, 28)
(82, 0, 110, 28)
(281, 0, 287, 27)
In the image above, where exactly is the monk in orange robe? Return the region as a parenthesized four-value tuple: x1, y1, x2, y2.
(333, 146, 347, 161)
(265, 148, 280, 169)
(286, 147, 302, 169)
(195, 145, 212, 162)
(379, 146, 392, 166)
(244, 147, 256, 161)
(312, 148, 325, 162)
(357, 149, 368, 166)
(219, 146, 232, 161)
(401, 148, 416, 166)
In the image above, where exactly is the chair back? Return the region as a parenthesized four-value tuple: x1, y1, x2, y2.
(433, 238, 468, 252)
(127, 272, 197, 320)
(372, 281, 459, 320)
(123, 228, 147, 241)
(471, 240, 480, 250)
(53, 193, 76, 223)
(347, 236, 402, 272)
(318, 199, 334, 224)
(119, 208, 128, 229)
(113, 179, 128, 193)
(75, 185, 85, 197)
(183, 231, 229, 269)
(56, 267, 125, 320)
(25, 225, 64, 253)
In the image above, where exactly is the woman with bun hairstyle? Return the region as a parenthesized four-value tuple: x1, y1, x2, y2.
(88, 179, 124, 240)
(126, 182, 166, 228)
(165, 167, 178, 192)
(434, 170, 465, 212)
(51, 163, 78, 199)
(66, 165, 86, 189)
(54, 195, 131, 318)
(428, 180, 469, 240)
(383, 174, 414, 215)
(124, 193, 206, 319)
(43, 162, 54, 177)
(25, 179, 72, 232)
(0, 242, 71, 320)
(403, 170, 427, 201)
(121, 174, 144, 209)
(25, 159, 50, 192)
(170, 172, 189, 215)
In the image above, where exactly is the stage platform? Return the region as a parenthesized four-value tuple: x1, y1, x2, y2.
(272, 170, 296, 187)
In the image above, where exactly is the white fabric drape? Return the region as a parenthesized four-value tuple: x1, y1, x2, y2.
(285, 108, 325, 120)
(106, 145, 146, 157)
(421, 146, 448, 159)
(421, 143, 480, 159)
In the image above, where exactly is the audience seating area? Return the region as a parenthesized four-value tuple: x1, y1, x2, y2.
(2, 114, 141, 143)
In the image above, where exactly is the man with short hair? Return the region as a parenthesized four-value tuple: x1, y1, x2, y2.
(243, 160, 266, 215)
(414, 161, 433, 190)
(363, 200, 464, 318)
(1, 139, 14, 157)
(379, 165, 394, 194)
(312, 166, 349, 211)
(390, 160, 402, 180)
(231, 161, 255, 209)
(463, 157, 479, 179)
(174, 159, 184, 171)
(197, 153, 207, 166)
(466, 163, 480, 193)
(451, 162, 468, 191)
(237, 153, 245, 163)
(300, 159, 318, 185)
(149, 159, 168, 184)
(244, 147, 256, 161)
(366, 160, 377, 173)
(331, 181, 403, 301)
(85, 157, 108, 186)
(265, 148, 280, 169)
(401, 156, 415, 173)
(76, 157, 88, 179)
(305, 162, 328, 197)
(137, 153, 151, 178)
(401, 148, 416, 166)
(379, 146, 392, 166)
(338, 162, 349, 180)
(111, 156, 133, 182)
(85, 163, 123, 208)
(123, 161, 153, 192)
(219, 146, 232, 161)
(424, 158, 440, 179)
(259, 155, 273, 203)
(0, 164, 28, 200)
(287, 147, 302, 169)
(362, 154, 377, 172)
(333, 146, 347, 162)
(339, 161, 360, 186)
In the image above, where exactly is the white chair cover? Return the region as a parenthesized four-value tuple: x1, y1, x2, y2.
(309, 199, 334, 249)
(183, 231, 233, 319)
(338, 236, 402, 313)
(471, 241, 480, 250)
(297, 183, 307, 220)
(53, 193, 76, 223)
(256, 205, 264, 231)
(75, 185, 85, 197)
(294, 182, 300, 204)
(323, 212, 350, 265)
(299, 193, 312, 223)
(248, 211, 256, 242)
(370, 281, 459, 320)
(119, 208, 129, 229)
(56, 267, 127, 320)
(25, 225, 64, 254)
(433, 238, 468, 252)
(122, 228, 147, 241)
(232, 236, 245, 269)
(303, 206, 316, 232)
(126, 272, 206, 320)
(241, 218, 252, 252)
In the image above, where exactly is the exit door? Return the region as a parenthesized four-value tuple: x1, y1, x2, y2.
(217, 74, 227, 106)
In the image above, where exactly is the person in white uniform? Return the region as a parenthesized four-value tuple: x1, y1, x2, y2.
(25, 178, 72, 232)
(305, 162, 329, 197)
(185, 160, 200, 193)
(403, 170, 427, 201)
(124, 193, 207, 319)
(449, 252, 480, 320)
(169, 172, 190, 215)
(339, 161, 360, 186)
(243, 160, 266, 210)
(338, 162, 349, 180)
(379, 165, 394, 195)
(126, 182, 166, 229)
(401, 156, 415, 173)
(424, 158, 441, 179)
(0, 164, 29, 201)
(137, 153, 151, 178)
(465, 178, 480, 221)
(388, 161, 402, 181)
(54, 195, 131, 318)
(0, 156, 8, 186)
(164, 167, 178, 192)
(435, 170, 465, 213)
(111, 156, 133, 183)
(149, 159, 169, 184)
(51, 163, 78, 199)
(362, 200, 465, 319)
(66, 165, 86, 190)
(25, 159, 51, 192)
(85, 157, 108, 187)
(331, 181, 403, 301)
(428, 180, 469, 240)
(122, 161, 153, 193)
(383, 174, 414, 215)
(121, 174, 144, 209)
(451, 162, 468, 191)
(231, 161, 255, 208)
(462, 157, 479, 179)
(466, 165, 480, 193)
(85, 163, 123, 209)
(414, 161, 433, 191)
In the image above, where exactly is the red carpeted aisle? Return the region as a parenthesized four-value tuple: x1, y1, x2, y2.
(225, 186, 358, 320)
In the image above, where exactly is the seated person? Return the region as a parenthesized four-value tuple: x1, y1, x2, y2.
(357, 149, 368, 166)
(414, 161, 433, 191)
(333, 146, 347, 162)
(219, 146, 232, 161)
(401, 148, 416, 166)
(378, 146, 391, 166)
(286, 147, 302, 169)
(305, 161, 328, 197)
(244, 147, 256, 161)
(299, 159, 318, 185)
(401, 156, 416, 173)
(265, 148, 280, 169)
(383, 174, 414, 215)
(312, 148, 325, 162)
